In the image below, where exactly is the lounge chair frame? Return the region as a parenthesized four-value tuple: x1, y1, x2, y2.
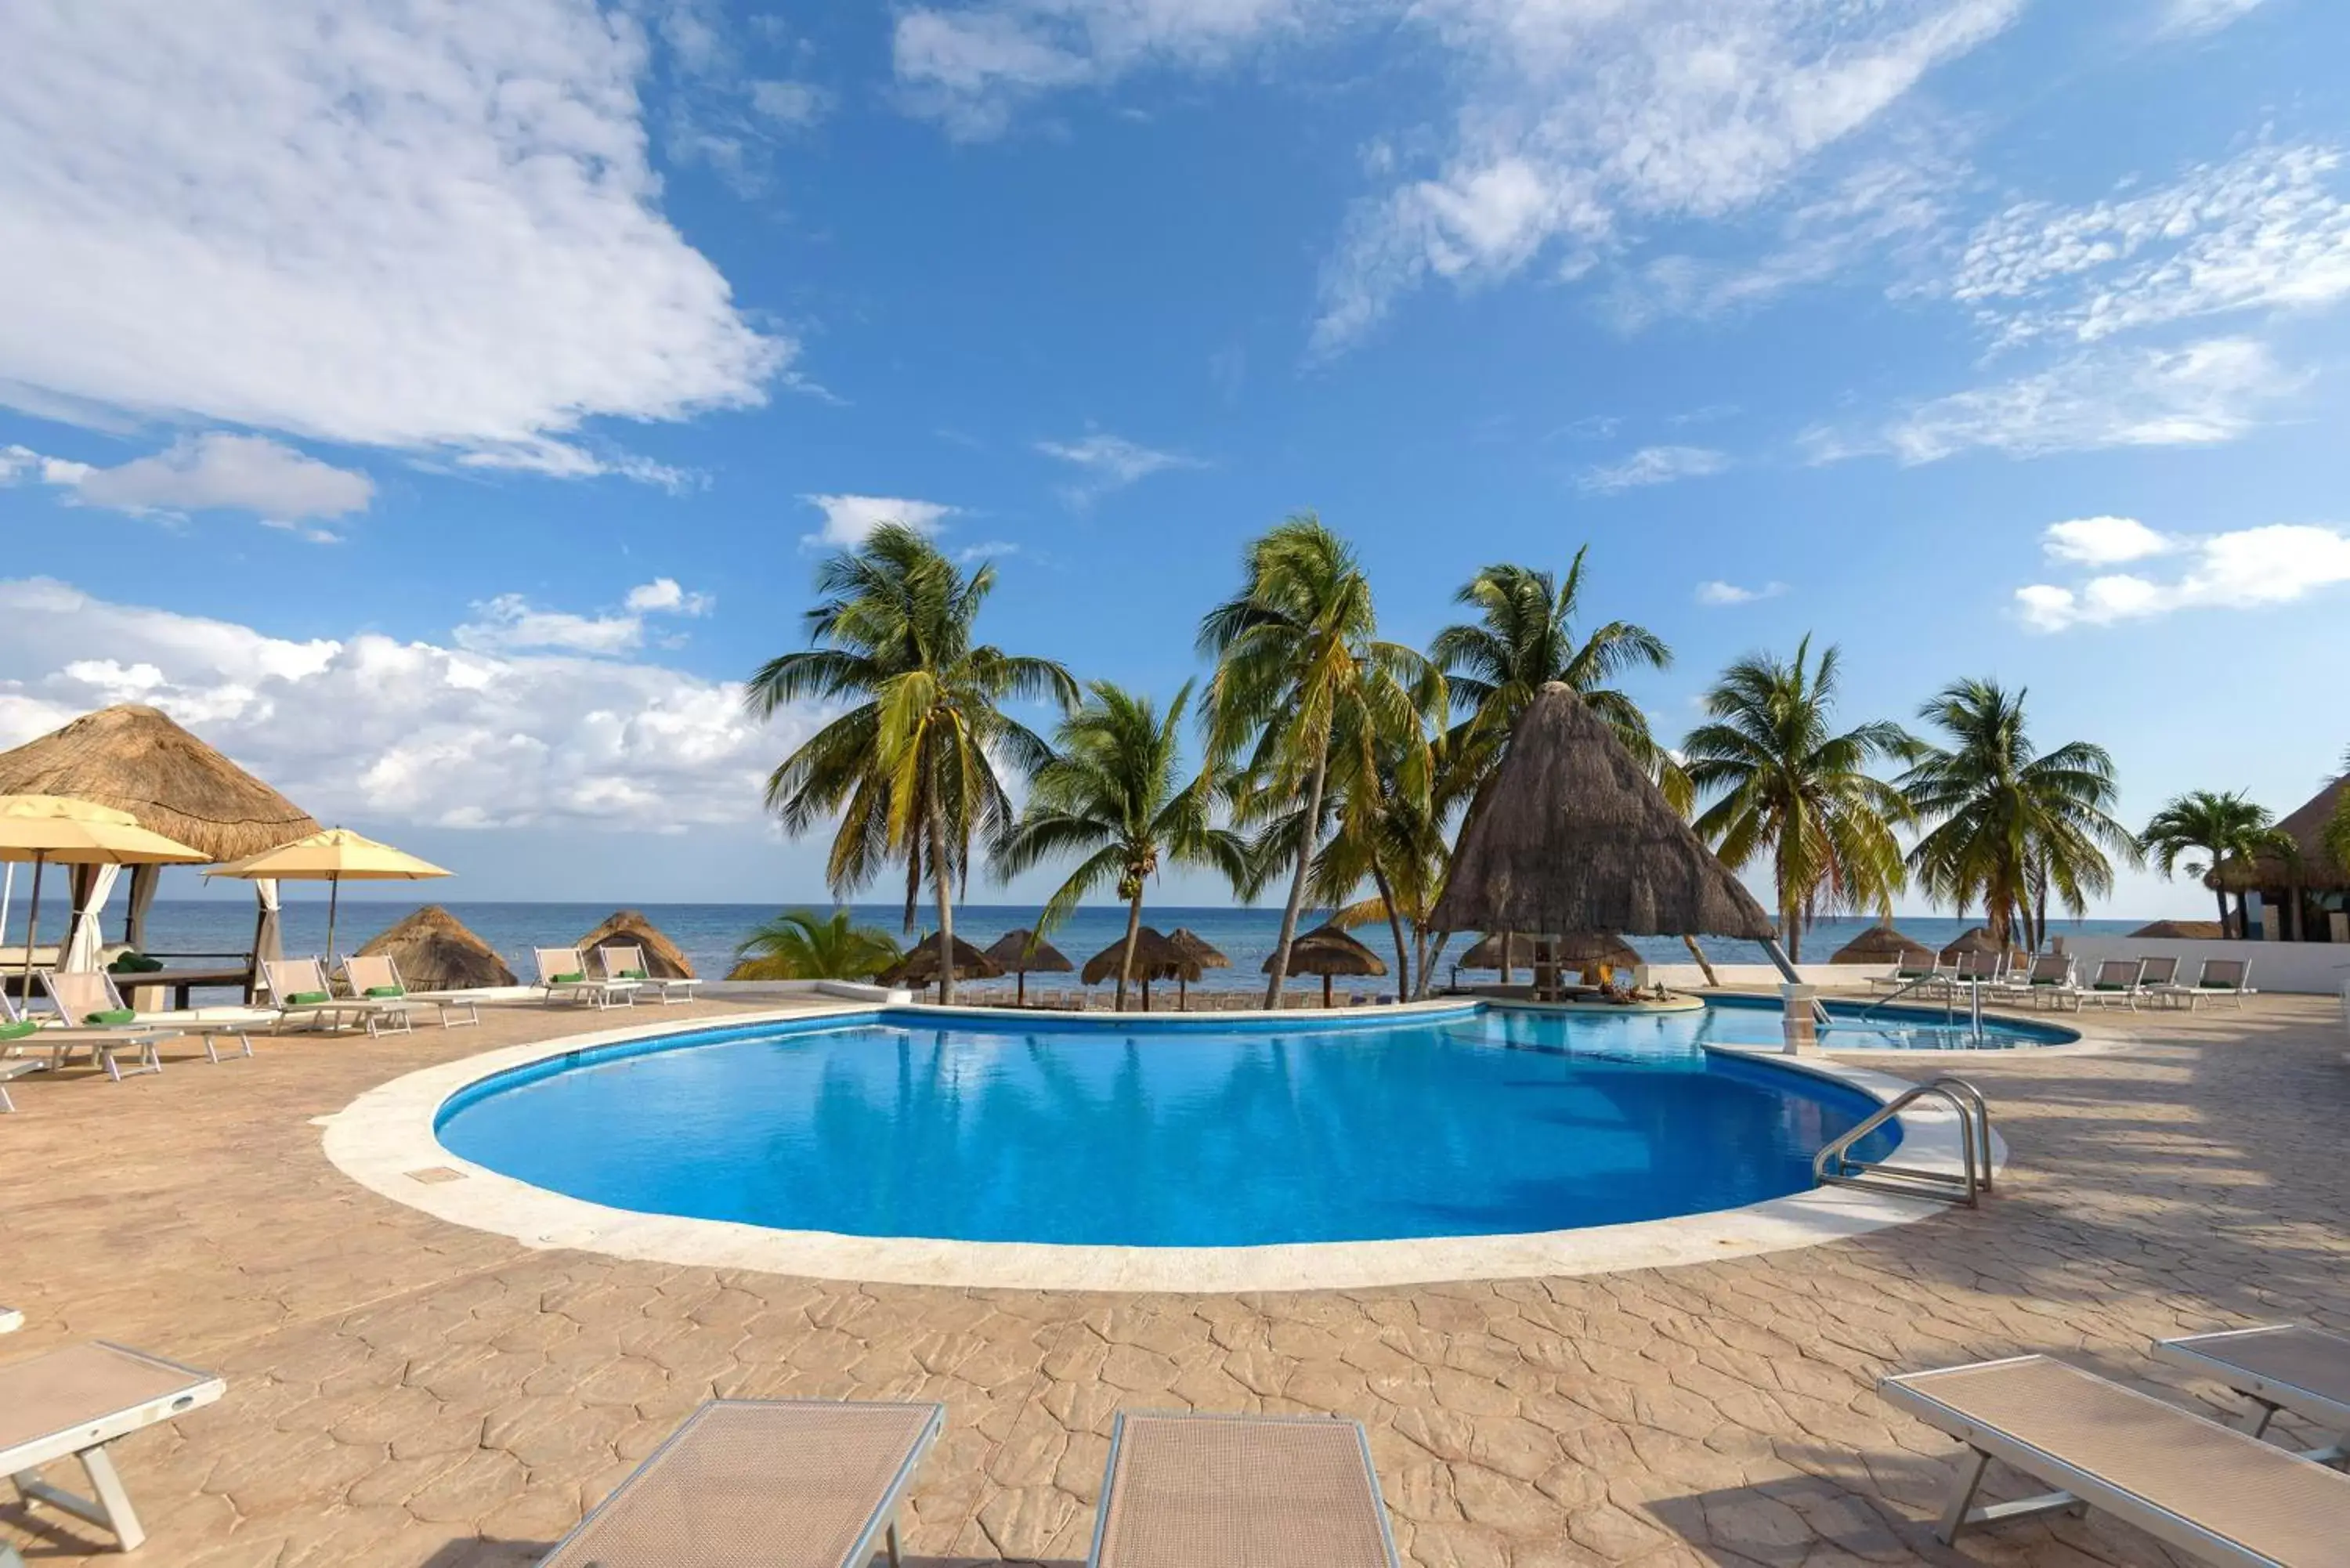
(1086, 1409, 1401, 1568)
(595, 943, 702, 1006)
(338, 955, 480, 1029)
(535, 948, 641, 1010)
(538, 1397, 943, 1568)
(2153, 1325, 2350, 1463)
(2, 1342, 226, 1552)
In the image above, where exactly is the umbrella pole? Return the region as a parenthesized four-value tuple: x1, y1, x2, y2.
(1323, 973, 1333, 1010)
(325, 874, 342, 966)
(18, 853, 45, 1003)
(1017, 970, 1026, 1008)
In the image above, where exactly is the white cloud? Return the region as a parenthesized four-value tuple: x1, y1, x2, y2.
(2041, 516, 2179, 566)
(800, 493, 958, 551)
(1950, 144, 2350, 347)
(1815, 337, 2300, 464)
(2014, 522, 2350, 631)
(2157, 0, 2269, 37)
(0, 1, 783, 478)
(454, 577, 717, 654)
(1035, 433, 1197, 503)
(1577, 445, 1729, 494)
(0, 580, 802, 830)
(624, 577, 714, 616)
(1694, 580, 1787, 605)
(2, 433, 372, 538)
(749, 80, 833, 128)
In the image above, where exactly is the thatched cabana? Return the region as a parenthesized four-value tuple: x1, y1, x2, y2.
(984, 928, 1073, 1006)
(2128, 919, 2229, 940)
(0, 703, 320, 959)
(2212, 771, 2348, 941)
(1429, 684, 1777, 966)
(882, 932, 1003, 996)
(578, 911, 695, 979)
(355, 905, 515, 990)
(1274, 922, 1386, 1007)
(1830, 923, 1936, 966)
(1167, 927, 1228, 1009)
(1082, 927, 1197, 1010)
(1939, 927, 2001, 960)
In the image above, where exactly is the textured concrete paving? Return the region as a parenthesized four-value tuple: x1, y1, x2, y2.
(2, 992, 2345, 1566)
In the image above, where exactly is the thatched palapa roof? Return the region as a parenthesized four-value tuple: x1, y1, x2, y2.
(1830, 923, 1936, 966)
(578, 910, 695, 979)
(1429, 684, 1774, 941)
(1167, 928, 1229, 969)
(984, 929, 1073, 974)
(0, 704, 318, 862)
(1275, 923, 1387, 977)
(2212, 772, 2350, 892)
(1082, 927, 1198, 986)
(881, 932, 1003, 987)
(1939, 927, 2001, 959)
(1458, 930, 1640, 971)
(356, 905, 515, 990)
(2128, 919, 2229, 940)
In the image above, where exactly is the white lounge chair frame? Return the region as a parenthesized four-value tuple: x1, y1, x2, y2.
(258, 959, 384, 1035)
(595, 943, 701, 1006)
(1, 1341, 226, 1552)
(338, 955, 479, 1029)
(2153, 1324, 2350, 1462)
(2163, 958, 2256, 1011)
(40, 970, 255, 1070)
(2080, 958, 2146, 1010)
(535, 948, 640, 1010)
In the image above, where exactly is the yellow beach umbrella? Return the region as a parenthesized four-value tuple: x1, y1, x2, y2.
(0, 794, 208, 995)
(212, 827, 451, 962)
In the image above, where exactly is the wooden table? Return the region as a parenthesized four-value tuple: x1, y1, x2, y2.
(118, 966, 255, 1010)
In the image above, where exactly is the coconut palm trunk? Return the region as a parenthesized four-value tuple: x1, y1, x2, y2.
(1371, 861, 1410, 1001)
(1264, 743, 1328, 1006)
(1117, 884, 1144, 1012)
(928, 806, 956, 1004)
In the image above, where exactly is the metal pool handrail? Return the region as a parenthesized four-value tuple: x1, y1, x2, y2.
(1813, 1076, 1993, 1207)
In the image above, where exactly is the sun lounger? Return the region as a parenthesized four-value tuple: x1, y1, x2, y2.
(2160, 958, 2258, 1010)
(339, 954, 479, 1029)
(0, 1341, 226, 1552)
(595, 943, 701, 1006)
(259, 958, 389, 1035)
(535, 947, 640, 1010)
(1994, 953, 2072, 1007)
(2078, 957, 2147, 1010)
(1868, 959, 1947, 996)
(1088, 1410, 1400, 1568)
(1879, 1353, 2350, 1561)
(2133, 954, 2184, 1006)
(2153, 1325, 2350, 1461)
(40, 970, 255, 1068)
(20, 973, 185, 1082)
(538, 1398, 943, 1568)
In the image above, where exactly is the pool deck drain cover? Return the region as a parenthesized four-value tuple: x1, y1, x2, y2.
(405, 1166, 468, 1184)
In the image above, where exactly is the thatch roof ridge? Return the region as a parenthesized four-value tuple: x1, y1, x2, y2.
(1082, 927, 1198, 986)
(355, 905, 515, 990)
(1167, 927, 1230, 967)
(1275, 922, 1387, 977)
(1429, 683, 1774, 941)
(578, 910, 695, 979)
(984, 928, 1074, 973)
(0, 704, 318, 862)
(1830, 923, 1936, 965)
(2214, 771, 2349, 892)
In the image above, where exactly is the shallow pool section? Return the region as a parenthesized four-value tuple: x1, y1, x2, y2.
(1691, 995, 2076, 1051)
(436, 1010, 1898, 1248)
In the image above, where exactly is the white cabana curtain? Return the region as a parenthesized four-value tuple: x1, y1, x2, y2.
(63, 864, 123, 972)
(253, 878, 283, 966)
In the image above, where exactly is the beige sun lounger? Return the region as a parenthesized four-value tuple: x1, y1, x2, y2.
(2154, 1325, 2350, 1461)
(535, 947, 640, 1010)
(595, 943, 701, 1006)
(259, 958, 388, 1035)
(538, 1398, 943, 1568)
(1088, 1410, 1401, 1568)
(40, 970, 256, 1071)
(1880, 1353, 2350, 1563)
(1, 1341, 226, 1552)
(339, 954, 479, 1029)
(2161, 957, 2258, 1010)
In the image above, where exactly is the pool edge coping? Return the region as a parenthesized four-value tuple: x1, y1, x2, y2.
(320, 1004, 2005, 1294)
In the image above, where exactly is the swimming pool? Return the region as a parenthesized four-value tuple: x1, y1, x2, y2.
(1671, 994, 2077, 1052)
(435, 1006, 1904, 1249)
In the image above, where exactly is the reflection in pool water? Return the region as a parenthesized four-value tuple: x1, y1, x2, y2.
(437, 1009, 1900, 1248)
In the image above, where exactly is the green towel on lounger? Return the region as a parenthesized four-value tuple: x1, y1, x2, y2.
(0, 1019, 37, 1042)
(552, 972, 584, 985)
(84, 1008, 136, 1026)
(620, 969, 648, 981)
(287, 990, 331, 1006)
(364, 985, 405, 999)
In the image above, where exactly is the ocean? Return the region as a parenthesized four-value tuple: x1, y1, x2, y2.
(5, 896, 2152, 990)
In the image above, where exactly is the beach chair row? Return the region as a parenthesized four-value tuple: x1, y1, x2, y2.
(996, 988, 1390, 1012)
(9, 1303, 2345, 1565)
(1868, 951, 2257, 1012)
(530, 944, 701, 1009)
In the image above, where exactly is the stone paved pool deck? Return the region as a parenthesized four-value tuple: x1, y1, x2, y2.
(2, 992, 2345, 1566)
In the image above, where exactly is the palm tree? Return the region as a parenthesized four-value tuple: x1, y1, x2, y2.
(743, 524, 1076, 1003)
(1901, 679, 2138, 950)
(1199, 514, 1442, 1005)
(996, 681, 1249, 1010)
(2328, 748, 2350, 876)
(2138, 789, 2293, 934)
(1682, 636, 1912, 961)
(1430, 551, 1681, 813)
(726, 909, 902, 981)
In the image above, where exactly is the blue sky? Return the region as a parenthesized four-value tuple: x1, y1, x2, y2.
(2, 0, 2345, 917)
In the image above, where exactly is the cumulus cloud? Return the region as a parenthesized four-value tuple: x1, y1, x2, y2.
(1577, 445, 1729, 494)
(800, 493, 958, 550)
(2014, 520, 2350, 631)
(1034, 433, 1196, 504)
(454, 579, 717, 654)
(1810, 337, 2300, 464)
(0, 1, 784, 478)
(0, 580, 801, 830)
(1695, 580, 1787, 606)
(1949, 144, 2350, 348)
(624, 577, 714, 616)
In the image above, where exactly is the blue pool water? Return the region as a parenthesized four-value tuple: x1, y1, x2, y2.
(436, 1006, 1906, 1248)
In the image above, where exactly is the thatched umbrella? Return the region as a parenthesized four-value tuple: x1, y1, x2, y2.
(985, 928, 1072, 1006)
(1166, 927, 1228, 1010)
(1459, 931, 1547, 969)
(0, 704, 320, 956)
(2128, 919, 2227, 940)
(354, 905, 516, 990)
(1273, 922, 1387, 1008)
(1830, 922, 1936, 966)
(1939, 927, 2001, 961)
(883, 932, 1003, 998)
(579, 910, 696, 980)
(1082, 927, 1198, 1011)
